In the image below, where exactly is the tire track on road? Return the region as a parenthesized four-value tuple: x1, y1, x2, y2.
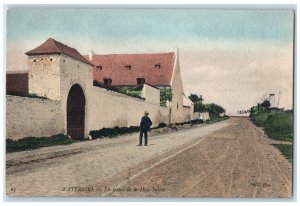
(179, 138, 231, 197)
(227, 137, 240, 197)
(102, 134, 212, 197)
(251, 125, 292, 194)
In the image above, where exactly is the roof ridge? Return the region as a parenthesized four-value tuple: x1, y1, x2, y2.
(50, 38, 62, 53)
(25, 38, 94, 66)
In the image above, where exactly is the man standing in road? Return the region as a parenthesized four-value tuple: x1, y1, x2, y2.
(138, 111, 152, 146)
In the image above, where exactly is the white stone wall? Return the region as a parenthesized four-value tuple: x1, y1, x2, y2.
(7, 51, 193, 140)
(6, 95, 62, 140)
(28, 54, 61, 100)
(58, 54, 94, 137)
(87, 86, 169, 132)
(141, 84, 160, 105)
(193, 112, 210, 122)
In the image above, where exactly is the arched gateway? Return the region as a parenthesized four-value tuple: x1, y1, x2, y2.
(67, 84, 86, 139)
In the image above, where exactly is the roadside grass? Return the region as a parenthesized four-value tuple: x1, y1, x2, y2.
(272, 144, 293, 163)
(264, 112, 293, 142)
(251, 112, 271, 127)
(6, 134, 76, 153)
(207, 114, 230, 124)
(251, 111, 293, 142)
(251, 111, 293, 162)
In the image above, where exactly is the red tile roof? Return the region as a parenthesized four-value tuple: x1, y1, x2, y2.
(25, 38, 94, 66)
(84, 52, 175, 86)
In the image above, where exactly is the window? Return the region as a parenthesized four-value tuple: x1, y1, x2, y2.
(155, 64, 161, 69)
(125, 65, 131, 70)
(136, 78, 145, 85)
(177, 103, 179, 110)
(103, 78, 112, 86)
(96, 65, 102, 70)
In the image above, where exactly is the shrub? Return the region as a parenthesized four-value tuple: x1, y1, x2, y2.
(6, 134, 75, 153)
(264, 112, 293, 141)
(157, 122, 167, 128)
(89, 126, 140, 139)
(191, 119, 204, 124)
(93, 80, 144, 100)
(160, 88, 172, 106)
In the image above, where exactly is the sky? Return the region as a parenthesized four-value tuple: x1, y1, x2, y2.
(6, 8, 294, 115)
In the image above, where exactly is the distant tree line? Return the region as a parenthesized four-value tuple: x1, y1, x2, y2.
(188, 93, 225, 116)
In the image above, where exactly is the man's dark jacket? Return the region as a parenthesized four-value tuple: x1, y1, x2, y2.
(140, 116, 152, 132)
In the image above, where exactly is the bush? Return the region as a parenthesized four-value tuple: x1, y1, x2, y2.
(251, 111, 293, 142)
(152, 122, 168, 129)
(251, 112, 271, 127)
(89, 126, 140, 139)
(160, 88, 172, 106)
(93, 80, 144, 100)
(191, 119, 204, 124)
(264, 112, 293, 141)
(6, 134, 75, 153)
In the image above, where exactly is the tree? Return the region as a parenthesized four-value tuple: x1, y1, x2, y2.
(188, 94, 202, 103)
(261, 100, 271, 109)
(209, 103, 226, 114)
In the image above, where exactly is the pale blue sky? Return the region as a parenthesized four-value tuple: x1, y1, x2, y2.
(6, 8, 294, 114)
(7, 8, 293, 43)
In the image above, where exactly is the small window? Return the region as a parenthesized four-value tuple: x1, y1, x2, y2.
(177, 103, 179, 110)
(155, 64, 161, 69)
(125, 65, 131, 70)
(33, 59, 36, 62)
(103, 78, 112, 86)
(96, 65, 102, 70)
(50, 58, 53, 61)
(137, 78, 145, 85)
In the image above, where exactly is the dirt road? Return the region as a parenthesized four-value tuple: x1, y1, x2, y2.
(6, 117, 292, 198)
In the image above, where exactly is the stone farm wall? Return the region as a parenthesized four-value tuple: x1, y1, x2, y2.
(182, 106, 193, 122)
(6, 95, 62, 140)
(87, 86, 170, 132)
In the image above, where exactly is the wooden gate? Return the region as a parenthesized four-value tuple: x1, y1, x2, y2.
(67, 84, 85, 140)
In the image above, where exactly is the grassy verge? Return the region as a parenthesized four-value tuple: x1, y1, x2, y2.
(251, 111, 293, 162)
(272, 144, 293, 162)
(207, 114, 230, 124)
(6, 134, 76, 153)
(251, 111, 293, 142)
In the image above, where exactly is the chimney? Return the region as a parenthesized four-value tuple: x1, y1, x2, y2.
(269, 94, 275, 107)
(175, 48, 179, 56)
(88, 50, 94, 61)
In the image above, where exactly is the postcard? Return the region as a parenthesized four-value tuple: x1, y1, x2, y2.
(5, 7, 294, 198)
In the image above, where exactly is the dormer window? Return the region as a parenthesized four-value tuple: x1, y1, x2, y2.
(137, 78, 145, 85)
(155, 64, 161, 69)
(103, 78, 112, 86)
(125, 65, 131, 70)
(96, 65, 102, 70)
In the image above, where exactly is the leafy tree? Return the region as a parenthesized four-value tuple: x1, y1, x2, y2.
(188, 93, 225, 115)
(261, 100, 271, 109)
(188, 94, 203, 103)
(160, 88, 172, 106)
